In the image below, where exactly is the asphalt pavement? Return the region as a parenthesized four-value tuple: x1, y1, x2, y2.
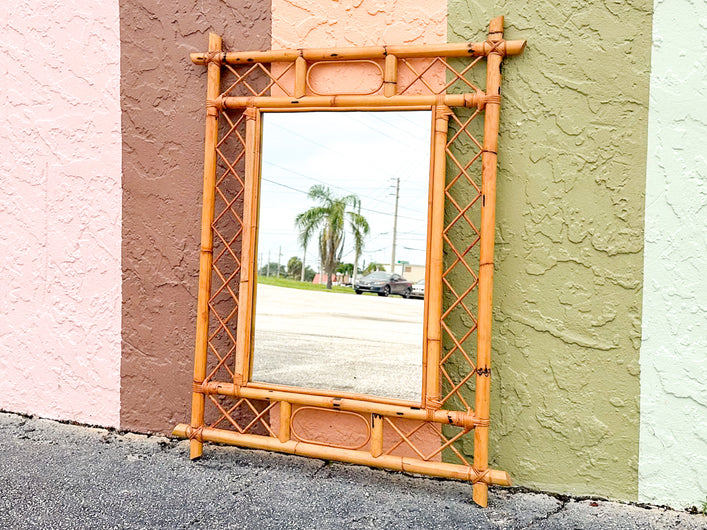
(252, 284, 424, 401)
(1, 412, 705, 529)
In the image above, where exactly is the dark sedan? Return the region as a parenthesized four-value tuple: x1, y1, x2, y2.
(354, 271, 412, 298)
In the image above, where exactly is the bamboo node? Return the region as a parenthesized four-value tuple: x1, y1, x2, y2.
(426, 397, 442, 410)
(439, 104, 453, 117)
(456, 411, 487, 429)
(472, 467, 490, 484)
(476, 367, 491, 377)
(203, 51, 225, 66)
(481, 148, 498, 156)
(484, 94, 501, 107)
(244, 107, 257, 120)
(206, 96, 223, 111)
(203, 381, 220, 394)
(485, 39, 506, 57)
(464, 91, 484, 109)
(188, 425, 205, 442)
(192, 381, 205, 393)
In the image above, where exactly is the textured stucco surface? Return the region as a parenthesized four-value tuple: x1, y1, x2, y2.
(638, 0, 707, 509)
(0, 1, 122, 426)
(272, 0, 446, 49)
(120, 0, 271, 433)
(270, 0, 447, 96)
(448, 3, 652, 500)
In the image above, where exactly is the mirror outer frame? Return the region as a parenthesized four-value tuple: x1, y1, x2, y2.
(175, 16, 526, 508)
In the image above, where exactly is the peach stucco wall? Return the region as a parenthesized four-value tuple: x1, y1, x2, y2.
(269, 0, 446, 453)
(272, 0, 447, 96)
(272, 0, 447, 49)
(0, 1, 122, 426)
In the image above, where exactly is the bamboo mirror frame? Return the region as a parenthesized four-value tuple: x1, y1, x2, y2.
(174, 16, 526, 507)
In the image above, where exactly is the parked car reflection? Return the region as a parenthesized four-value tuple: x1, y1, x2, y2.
(411, 279, 425, 299)
(354, 271, 412, 298)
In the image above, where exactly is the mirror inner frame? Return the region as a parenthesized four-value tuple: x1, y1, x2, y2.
(243, 106, 438, 407)
(249, 108, 434, 403)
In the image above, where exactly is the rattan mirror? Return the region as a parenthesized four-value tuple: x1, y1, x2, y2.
(252, 110, 431, 403)
(174, 16, 526, 507)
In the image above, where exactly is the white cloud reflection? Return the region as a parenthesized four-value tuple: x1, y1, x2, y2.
(259, 110, 431, 274)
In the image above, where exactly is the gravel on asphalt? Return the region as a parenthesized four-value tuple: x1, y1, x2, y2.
(1, 412, 704, 530)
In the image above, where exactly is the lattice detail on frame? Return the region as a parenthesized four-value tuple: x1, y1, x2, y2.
(204, 108, 247, 385)
(397, 56, 485, 96)
(440, 106, 485, 411)
(176, 17, 526, 508)
(221, 61, 296, 98)
(206, 395, 276, 437)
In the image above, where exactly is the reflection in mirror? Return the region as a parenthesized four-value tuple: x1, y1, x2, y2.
(251, 111, 431, 402)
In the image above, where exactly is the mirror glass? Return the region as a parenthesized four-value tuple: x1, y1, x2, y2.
(251, 110, 431, 402)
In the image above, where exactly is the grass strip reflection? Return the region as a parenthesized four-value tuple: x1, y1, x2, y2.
(257, 275, 376, 295)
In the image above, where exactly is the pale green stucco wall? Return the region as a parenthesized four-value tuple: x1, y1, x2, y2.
(445, 2, 653, 500)
(638, 0, 707, 509)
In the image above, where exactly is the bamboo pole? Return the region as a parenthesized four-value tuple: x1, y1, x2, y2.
(189, 32, 222, 460)
(247, 380, 419, 407)
(421, 110, 437, 404)
(195, 382, 484, 429)
(173, 425, 512, 486)
(294, 57, 307, 98)
(278, 401, 291, 443)
(425, 105, 451, 409)
(262, 105, 430, 113)
(234, 107, 261, 385)
(472, 16, 505, 508)
(384, 54, 397, 97)
(220, 93, 484, 109)
(371, 414, 383, 457)
(190, 40, 527, 65)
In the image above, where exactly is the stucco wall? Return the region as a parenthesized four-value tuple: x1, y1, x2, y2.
(272, 0, 446, 48)
(119, 0, 271, 433)
(638, 0, 707, 509)
(0, 1, 122, 426)
(448, 3, 652, 500)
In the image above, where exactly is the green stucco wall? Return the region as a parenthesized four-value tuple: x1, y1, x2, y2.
(445, 2, 653, 500)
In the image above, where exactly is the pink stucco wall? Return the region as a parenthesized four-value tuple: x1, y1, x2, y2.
(0, 1, 122, 426)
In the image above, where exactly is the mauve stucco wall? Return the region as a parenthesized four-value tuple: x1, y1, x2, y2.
(448, 2, 652, 500)
(120, 0, 271, 433)
(0, 1, 122, 426)
(638, 0, 707, 509)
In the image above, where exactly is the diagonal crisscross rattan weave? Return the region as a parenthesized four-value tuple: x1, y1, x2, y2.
(174, 17, 525, 507)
